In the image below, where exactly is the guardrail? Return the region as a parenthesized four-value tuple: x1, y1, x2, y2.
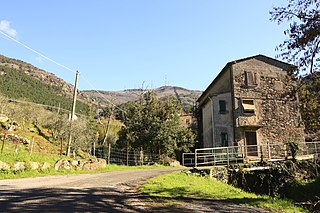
(183, 141, 320, 167)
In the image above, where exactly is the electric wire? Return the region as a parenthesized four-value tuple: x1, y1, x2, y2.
(0, 30, 126, 114)
(0, 30, 75, 74)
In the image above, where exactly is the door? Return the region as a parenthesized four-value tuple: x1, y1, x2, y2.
(245, 131, 258, 156)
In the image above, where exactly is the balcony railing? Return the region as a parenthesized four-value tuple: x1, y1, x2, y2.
(182, 141, 320, 167)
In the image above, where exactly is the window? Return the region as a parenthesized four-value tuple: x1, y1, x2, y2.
(221, 132, 228, 147)
(242, 99, 255, 114)
(244, 71, 257, 87)
(219, 100, 227, 114)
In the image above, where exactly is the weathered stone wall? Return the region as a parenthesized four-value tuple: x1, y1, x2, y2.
(232, 57, 305, 157)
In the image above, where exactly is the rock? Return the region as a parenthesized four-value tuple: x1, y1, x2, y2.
(23, 138, 31, 144)
(29, 162, 39, 170)
(12, 162, 25, 171)
(41, 162, 51, 170)
(0, 114, 8, 123)
(28, 128, 35, 133)
(54, 160, 72, 170)
(169, 160, 181, 167)
(70, 160, 79, 167)
(78, 160, 86, 169)
(82, 158, 107, 170)
(54, 160, 63, 170)
(0, 161, 10, 170)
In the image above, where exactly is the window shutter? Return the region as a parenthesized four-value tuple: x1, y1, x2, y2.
(244, 71, 257, 86)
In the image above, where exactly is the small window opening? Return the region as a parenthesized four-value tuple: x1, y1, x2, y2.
(219, 100, 227, 114)
(242, 99, 255, 114)
(221, 132, 228, 147)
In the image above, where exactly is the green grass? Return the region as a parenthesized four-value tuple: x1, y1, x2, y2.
(285, 177, 320, 202)
(0, 140, 169, 179)
(0, 163, 168, 179)
(0, 142, 64, 164)
(140, 171, 308, 213)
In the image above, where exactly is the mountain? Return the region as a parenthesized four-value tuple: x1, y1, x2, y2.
(0, 55, 202, 113)
(0, 55, 74, 96)
(82, 86, 202, 112)
(0, 55, 88, 113)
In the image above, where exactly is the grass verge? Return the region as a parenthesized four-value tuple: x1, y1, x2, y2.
(140, 171, 308, 213)
(0, 163, 168, 179)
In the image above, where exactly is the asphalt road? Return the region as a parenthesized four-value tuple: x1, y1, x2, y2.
(0, 168, 271, 213)
(0, 168, 180, 212)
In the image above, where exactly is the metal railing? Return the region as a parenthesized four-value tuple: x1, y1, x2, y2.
(183, 141, 320, 167)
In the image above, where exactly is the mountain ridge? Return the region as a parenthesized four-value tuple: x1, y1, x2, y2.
(0, 55, 202, 111)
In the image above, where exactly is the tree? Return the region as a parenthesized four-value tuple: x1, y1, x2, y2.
(118, 92, 196, 158)
(298, 73, 320, 139)
(271, 0, 320, 140)
(270, 0, 320, 75)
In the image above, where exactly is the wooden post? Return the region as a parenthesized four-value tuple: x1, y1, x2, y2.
(284, 144, 288, 159)
(267, 142, 271, 160)
(1, 133, 6, 154)
(93, 140, 96, 157)
(15, 138, 19, 154)
(60, 138, 63, 156)
(30, 136, 35, 155)
(67, 70, 79, 157)
(108, 143, 111, 165)
(126, 141, 129, 166)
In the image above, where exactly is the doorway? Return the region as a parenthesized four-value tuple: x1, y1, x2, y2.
(245, 131, 258, 156)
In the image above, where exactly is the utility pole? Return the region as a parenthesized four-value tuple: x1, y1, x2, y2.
(66, 70, 79, 157)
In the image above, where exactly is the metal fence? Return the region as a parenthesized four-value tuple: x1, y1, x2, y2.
(183, 141, 320, 167)
(96, 145, 160, 166)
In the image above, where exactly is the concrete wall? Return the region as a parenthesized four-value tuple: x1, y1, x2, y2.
(201, 68, 232, 147)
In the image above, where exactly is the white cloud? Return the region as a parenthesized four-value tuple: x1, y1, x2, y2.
(0, 20, 17, 38)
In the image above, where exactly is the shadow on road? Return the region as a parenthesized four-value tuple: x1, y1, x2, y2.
(0, 186, 146, 212)
(0, 186, 271, 213)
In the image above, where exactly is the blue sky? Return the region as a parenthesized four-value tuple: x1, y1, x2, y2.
(0, 0, 288, 91)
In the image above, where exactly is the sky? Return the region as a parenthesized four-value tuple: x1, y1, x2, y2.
(0, 0, 289, 92)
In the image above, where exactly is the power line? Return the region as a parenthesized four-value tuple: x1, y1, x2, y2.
(80, 75, 127, 114)
(0, 30, 127, 114)
(0, 30, 75, 74)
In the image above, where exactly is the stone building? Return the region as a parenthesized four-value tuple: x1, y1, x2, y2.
(197, 55, 305, 158)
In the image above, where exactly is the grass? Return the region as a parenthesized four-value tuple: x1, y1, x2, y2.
(0, 142, 168, 179)
(140, 171, 309, 213)
(285, 177, 320, 202)
(0, 163, 168, 179)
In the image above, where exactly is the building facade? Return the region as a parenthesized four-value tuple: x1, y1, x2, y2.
(197, 55, 305, 158)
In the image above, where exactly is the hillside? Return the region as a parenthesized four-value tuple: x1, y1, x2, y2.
(0, 55, 202, 113)
(0, 55, 88, 114)
(82, 86, 202, 112)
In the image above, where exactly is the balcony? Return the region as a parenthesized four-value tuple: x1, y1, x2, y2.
(236, 116, 261, 128)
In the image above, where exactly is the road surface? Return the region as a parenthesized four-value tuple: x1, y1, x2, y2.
(0, 168, 270, 212)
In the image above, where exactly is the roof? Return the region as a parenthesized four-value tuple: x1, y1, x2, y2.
(197, 54, 293, 106)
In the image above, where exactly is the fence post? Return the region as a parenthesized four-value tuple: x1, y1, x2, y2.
(108, 143, 111, 165)
(284, 144, 288, 159)
(242, 145, 245, 163)
(182, 153, 185, 167)
(260, 144, 263, 161)
(194, 150, 197, 167)
(30, 136, 35, 156)
(267, 142, 271, 160)
(1, 133, 6, 154)
(227, 147, 229, 166)
(315, 142, 318, 158)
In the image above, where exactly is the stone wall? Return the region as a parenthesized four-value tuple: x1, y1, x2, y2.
(232, 58, 305, 157)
